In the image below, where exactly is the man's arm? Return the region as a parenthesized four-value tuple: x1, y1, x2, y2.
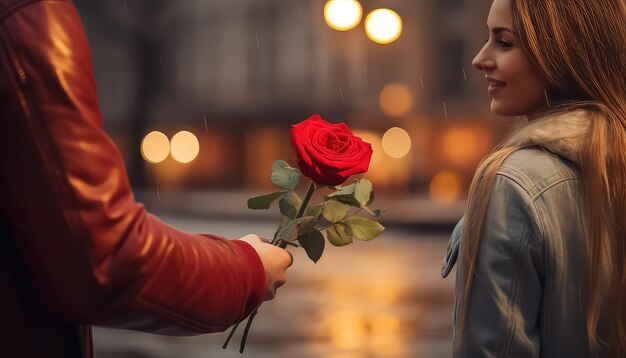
(0, 0, 268, 334)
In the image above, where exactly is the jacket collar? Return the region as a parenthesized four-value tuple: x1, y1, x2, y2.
(440, 108, 592, 278)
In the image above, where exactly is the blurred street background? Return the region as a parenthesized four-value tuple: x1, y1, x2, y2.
(69, 0, 515, 356)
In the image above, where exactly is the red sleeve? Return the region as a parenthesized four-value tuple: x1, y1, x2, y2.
(0, 0, 265, 334)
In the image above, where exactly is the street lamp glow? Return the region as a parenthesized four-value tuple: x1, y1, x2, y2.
(365, 9, 402, 44)
(170, 131, 199, 163)
(324, 0, 363, 31)
(141, 131, 170, 164)
(382, 127, 411, 158)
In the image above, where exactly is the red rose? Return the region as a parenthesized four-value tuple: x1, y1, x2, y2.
(290, 115, 373, 186)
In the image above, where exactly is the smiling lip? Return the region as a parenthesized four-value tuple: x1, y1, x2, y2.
(486, 76, 507, 93)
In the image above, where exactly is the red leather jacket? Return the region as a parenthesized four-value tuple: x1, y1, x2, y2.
(0, 1, 266, 357)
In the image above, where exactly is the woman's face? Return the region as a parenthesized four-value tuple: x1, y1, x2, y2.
(472, 0, 550, 117)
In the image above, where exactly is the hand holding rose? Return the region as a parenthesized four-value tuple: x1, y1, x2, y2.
(238, 234, 292, 301)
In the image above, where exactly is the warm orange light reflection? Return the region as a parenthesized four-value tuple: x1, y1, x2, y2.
(329, 354, 362, 358)
(441, 127, 492, 168)
(319, 303, 405, 355)
(170, 131, 199, 163)
(244, 127, 291, 188)
(327, 310, 366, 350)
(382, 127, 411, 158)
(429, 170, 462, 204)
(365, 9, 402, 44)
(369, 313, 402, 354)
(313, 254, 408, 357)
(141, 131, 169, 163)
(324, 0, 363, 31)
(379, 83, 412, 117)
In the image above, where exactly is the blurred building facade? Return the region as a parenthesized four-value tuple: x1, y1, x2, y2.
(74, 0, 512, 201)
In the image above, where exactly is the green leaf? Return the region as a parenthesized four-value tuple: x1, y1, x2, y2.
(327, 195, 360, 207)
(367, 191, 376, 206)
(248, 190, 289, 210)
(271, 160, 301, 190)
(326, 223, 352, 247)
(331, 182, 356, 195)
(322, 200, 350, 222)
(344, 216, 385, 241)
(326, 182, 360, 207)
(304, 204, 324, 218)
(297, 229, 325, 263)
(272, 216, 290, 243)
(354, 179, 373, 206)
(275, 216, 317, 243)
(363, 206, 384, 217)
(279, 191, 302, 219)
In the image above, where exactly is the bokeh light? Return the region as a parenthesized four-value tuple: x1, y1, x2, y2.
(141, 131, 170, 164)
(441, 126, 492, 168)
(170, 131, 200, 163)
(382, 127, 412, 158)
(365, 9, 402, 44)
(429, 171, 462, 204)
(379, 83, 412, 117)
(352, 130, 410, 190)
(324, 0, 363, 31)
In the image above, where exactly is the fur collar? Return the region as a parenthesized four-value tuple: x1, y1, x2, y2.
(501, 109, 592, 165)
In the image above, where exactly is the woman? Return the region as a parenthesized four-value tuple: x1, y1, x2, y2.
(441, 0, 626, 356)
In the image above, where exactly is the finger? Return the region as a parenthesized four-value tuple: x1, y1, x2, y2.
(259, 236, 271, 244)
(239, 234, 260, 242)
(265, 288, 277, 301)
(274, 276, 287, 291)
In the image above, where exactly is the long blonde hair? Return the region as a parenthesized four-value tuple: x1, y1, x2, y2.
(457, 0, 626, 355)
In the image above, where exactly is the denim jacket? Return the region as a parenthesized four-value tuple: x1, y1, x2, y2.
(441, 146, 598, 357)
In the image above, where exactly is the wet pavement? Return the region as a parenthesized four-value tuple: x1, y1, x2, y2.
(94, 216, 456, 358)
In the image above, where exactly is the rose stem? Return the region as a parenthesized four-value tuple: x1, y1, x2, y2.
(239, 309, 258, 353)
(278, 180, 316, 249)
(235, 181, 317, 351)
(222, 321, 240, 349)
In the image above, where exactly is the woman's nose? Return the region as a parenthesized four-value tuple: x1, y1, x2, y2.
(472, 46, 495, 72)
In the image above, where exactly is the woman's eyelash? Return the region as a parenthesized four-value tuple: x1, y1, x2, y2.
(497, 40, 513, 48)
(482, 38, 513, 48)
